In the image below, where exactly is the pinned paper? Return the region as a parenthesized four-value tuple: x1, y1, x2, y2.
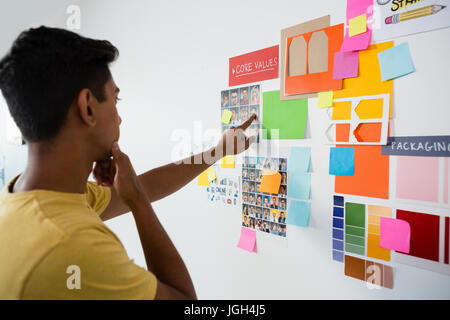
(286, 200, 311, 227)
(378, 42, 415, 81)
(289, 147, 311, 174)
(221, 109, 232, 124)
(349, 14, 367, 37)
(258, 169, 281, 194)
(332, 51, 359, 80)
(288, 173, 311, 200)
(340, 0, 373, 52)
(329, 147, 354, 176)
(207, 167, 216, 183)
(317, 91, 333, 108)
(237, 227, 256, 253)
(379, 217, 411, 254)
(221, 155, 235, 169)
(197, 170, 210, 186)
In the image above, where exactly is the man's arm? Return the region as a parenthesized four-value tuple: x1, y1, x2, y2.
(98, 114, 257, 221)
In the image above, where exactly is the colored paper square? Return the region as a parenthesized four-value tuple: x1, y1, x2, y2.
(332, 51, 359, 80)
(345, 202, 365, 227)
(378, 43, 415, 81)
(288, 173, 311, 199)
(289, 147, 311, 174)
(365, 261, 384, 287)
(379, 217, 411, 254)
(334, 195, 344, 207)
(349, 14, 367, 37)
(345, 243, 365, 256)
(262, 90, 308, 139)
(198, 169, 210, 186)
(237, 227, 257, 253)
(333, 228, 344, 240)
(396, 156, 439, 203)
(333, 217, 344, 229)
(329, 147, 354, 176)
(345, 255, 366, 281)
(367, 233, 391, 261)
(317, 91, 333, 108)
(333, 239, 344, 251)
(207, 167, 216, 183)
(286, 200, 311, 227)
(396, 210, 440, 262)
(221, 109, 232, 124)
(333, 206, 344, 218)
(346, 225, 365, 237)
(221, 155, 235, 169)
(346, 234, 365, 246)
(335, 145, 390, 199)
(259, 169, 282, 194)
(333, 250, 344, 262)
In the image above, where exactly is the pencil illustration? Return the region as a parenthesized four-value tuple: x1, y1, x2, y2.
(385, 4, 446, 24)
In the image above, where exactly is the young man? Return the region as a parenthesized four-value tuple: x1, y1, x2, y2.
(0, 27, 256, 299)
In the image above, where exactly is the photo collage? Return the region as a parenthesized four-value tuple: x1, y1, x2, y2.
(241, 156, 288, 237)
(206, 172, 240, 207)
(221, 84, 261, 141)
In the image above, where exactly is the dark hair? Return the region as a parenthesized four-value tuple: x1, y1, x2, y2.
(0, 26, 119, 142)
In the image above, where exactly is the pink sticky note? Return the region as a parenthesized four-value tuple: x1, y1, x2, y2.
(396, 156, 439, 203)
(340, 0, 373, 52)
(380, 217, 411, 253)
(237, 227, 256, 253)
(333, 51, 359, 80)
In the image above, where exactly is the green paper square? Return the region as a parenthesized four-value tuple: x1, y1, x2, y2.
(345, 202, 365, 227)
(262, 90, 308, 139)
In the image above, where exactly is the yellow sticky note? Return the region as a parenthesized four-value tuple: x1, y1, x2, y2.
(221, 155, 235, 168)
(258, 169, 281, 194)
(221, 109, 232, 124)
(317, 91, 333, 108)
(207, 167, 216, 182)
(349, 14, 367, 37)
(198, 169, 210, 186)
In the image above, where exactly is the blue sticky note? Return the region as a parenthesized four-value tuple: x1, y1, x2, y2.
(288, 147, 311, 174)
(333, 250, 344, 262)
(333, 206, 344, 218)
(329, 147, 354, 176)
(378, 42, 415, 81)
(333, 217, 344, 229)
(288, 173, 311, 199)
(333, 228, 344, 240)
(333, 239, 344, 251)
(333, 195, 344, 207)
(286, 200, 311, 227)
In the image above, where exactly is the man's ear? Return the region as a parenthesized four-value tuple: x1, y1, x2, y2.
(77, 88, 97, 127)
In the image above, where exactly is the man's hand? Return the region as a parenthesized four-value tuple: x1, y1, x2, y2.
(93, 157, 115, 187)
(218, 113, 257, 157)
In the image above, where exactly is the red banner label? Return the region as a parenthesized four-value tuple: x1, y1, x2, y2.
(229, 45, 279, 87)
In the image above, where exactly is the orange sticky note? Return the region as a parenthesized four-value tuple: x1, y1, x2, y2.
(258, 169, 282, 194)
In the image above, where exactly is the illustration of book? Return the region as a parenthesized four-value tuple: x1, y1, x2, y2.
(385, 4, 446, 24)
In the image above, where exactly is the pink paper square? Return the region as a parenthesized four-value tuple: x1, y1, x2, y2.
(380, 217, 411, 253)
(237, 227, 256, 252)
(333, 51, 359, 80)
(396, 156, 439, 202)
(340, 0, 373, 52)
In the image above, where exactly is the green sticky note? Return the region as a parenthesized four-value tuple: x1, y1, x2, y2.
(262, 90, 308, 139)
(317, 91, 333, 108)
(349, 14, 367, 37)
(345, 202, 365, 227)
(221, 109, 232, 124)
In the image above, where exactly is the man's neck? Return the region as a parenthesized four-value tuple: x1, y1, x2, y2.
(13, 142, 93, 194)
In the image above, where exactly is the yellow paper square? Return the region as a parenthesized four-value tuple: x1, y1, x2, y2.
(198, 170, 210, 186)
(221, 109, 232, 124)
(221, 155, 235, 168)
(317, 91, 333, 108)
(349, 14, 367, 37)
(207, 167, 216, 182)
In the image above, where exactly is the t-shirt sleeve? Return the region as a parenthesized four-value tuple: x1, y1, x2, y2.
(85, 181, 111, 216)
(21, 228, 158, 300)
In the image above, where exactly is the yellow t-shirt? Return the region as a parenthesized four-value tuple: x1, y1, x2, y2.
(0, 174, 157, 300)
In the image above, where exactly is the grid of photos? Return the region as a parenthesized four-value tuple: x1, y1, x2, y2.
(206, 173, 240, 207)
(241, 156, 288, 237)
(220, 84, 261, 141)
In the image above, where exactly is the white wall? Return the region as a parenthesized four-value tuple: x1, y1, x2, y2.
(1, 0, 450, 299)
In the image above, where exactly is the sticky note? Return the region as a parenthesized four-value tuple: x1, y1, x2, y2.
(329, 147, 354, 176)
(378, 42, 415, 81)
(289, 147, 311, 174)
(207, 167, 216, 182)
(258, 169, 281, 194)
(349, 14, 367, 37)
(288, 173, 311, 200)
(237, 227, 256, 253)
(221, 155, 235, 168)
(198, 169, 210, 186)
(221, 109, 232, 124)
(379, 217, 411, 254)
(332, 51, 359, 80)
(286, 200, 311, 227)
(317, 91, 333, 108)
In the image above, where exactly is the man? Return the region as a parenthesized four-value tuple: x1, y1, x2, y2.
(239, 88, 249, 105)
(230, 89, 239, 107)
(0, 26, 256, 299)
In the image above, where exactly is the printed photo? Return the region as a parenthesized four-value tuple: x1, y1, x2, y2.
(239, 87, 249, 105)
(239, 106, 249, 122)
(278, 212, 286, 224)
(279, 158, 287, 171)
(262, 195, 271, 208)
(249, 217, 255, 229)
(230, 89, 239, 107)
(279, 198, 287, 211)
(270, 196, 278, 209)
(249, 182, 255, 193)
(242, 204, 248, 216)
(250, 85, 260, 105)
(255, 206, 263, 219)
(248, 193, 256, 205)
(249, 205, 256, 217)
(221, 90, 229, 108)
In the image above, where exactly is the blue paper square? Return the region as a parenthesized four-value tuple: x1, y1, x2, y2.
(333, 206, 344, 218)
(288, 173, 311, 200)
(333, 217, 344, 229)
(333, 195, 344, 207)
(288, 147, 311, 174)
(333, 239, 344, 251)
(329, 147, 354, 176)
(378, 42, 415, 81)
(286, 200, 311, 227)
(333, 228, 344, 240)
(332, 250, 344, 262)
